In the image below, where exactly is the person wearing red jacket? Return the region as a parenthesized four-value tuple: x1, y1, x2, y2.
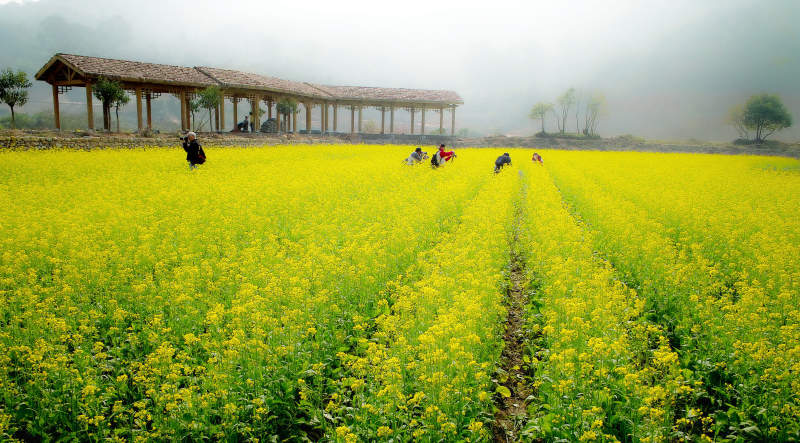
(431, 144, 456, 167)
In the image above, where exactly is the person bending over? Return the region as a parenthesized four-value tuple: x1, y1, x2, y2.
(405, 147, 428, 165)
(182, 131, 206, 170)
(494, 152, 512, 173)
(431, 144, 456, 167)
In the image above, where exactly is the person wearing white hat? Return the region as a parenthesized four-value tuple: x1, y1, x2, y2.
(181, 131, 206, 170)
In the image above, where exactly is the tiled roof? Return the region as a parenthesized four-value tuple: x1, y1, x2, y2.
(310, 85, 463, 104)
(196, 67, 328, 98)
(36, 54, 463, 106)
(56, 53, 217, 87)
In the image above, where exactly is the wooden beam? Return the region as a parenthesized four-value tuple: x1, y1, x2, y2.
(410, 108, 415, 134)
(52, 84, 61, 130)
(421, 108, 425, 135)
(390, 106, 394, 133)
(85, 82, 94, 130)
(146, 93, 152, 129)
(136, 88, 143, 132)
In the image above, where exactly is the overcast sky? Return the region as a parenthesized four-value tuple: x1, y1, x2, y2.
(1, 0, 799, 140)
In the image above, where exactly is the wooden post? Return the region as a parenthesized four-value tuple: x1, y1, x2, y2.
(219, 97, 225, 132)
(324, 104, 329, 133)
(319, 103, 324, 134)
(52, 84, 61, 130)
(233, 98, 238, 129)
(277, 111, 282, 133)
(85, 82, 94, 130)
(146, 93, 152, 129)
(333, 105, 338, 132)
(268, 100, 273, 120)
(306, 103, 312, 132)
(293, 109, 298, 133)
(180, 90, 187, 131)
(421, 108, 425, 135)
(185, 95, 192, 131)
(358, 106, 362, 133)
(380, 107, 385, 134)
(439, 107, 443, 134)
(390, 106, 394, 133)
(410, 108, 415, 134)
(451, 105, 456, 136)
(350, 106, 355, 134)
(135, 88, 143, 131)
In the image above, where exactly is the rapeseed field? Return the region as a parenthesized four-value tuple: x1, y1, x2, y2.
(0, 145, 797, 442)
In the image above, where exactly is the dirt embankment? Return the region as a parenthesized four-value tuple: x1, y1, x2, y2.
(1, 129, 798, 158)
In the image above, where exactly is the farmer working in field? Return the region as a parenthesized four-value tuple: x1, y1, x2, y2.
(405, 147, 428, 165)
(431, 144, 456, 168)
(182, 132, 206, 170)
(532, 152, 543, 164)
(494, 152, 512, 173)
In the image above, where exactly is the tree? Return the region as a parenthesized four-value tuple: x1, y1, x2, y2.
(189, 98, 201, 130)
(93, 77, 126, 131)
(556, 87, 576, 134)
(0, 69, 32, 129)
(529, 102, 554, 134)
(197, 86, 222, 132)
(276, 98, 298, 132)
(742, 94, 792, 143)
(112, 89, 129, 133)
(583, 93, 605, 136)
(726, 104, 749, 140)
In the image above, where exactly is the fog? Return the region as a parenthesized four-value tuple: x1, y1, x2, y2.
(1, 0, 798, 140)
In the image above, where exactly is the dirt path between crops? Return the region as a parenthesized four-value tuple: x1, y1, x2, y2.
(493, 248, 532, 442)
(493, 177, 533, 442)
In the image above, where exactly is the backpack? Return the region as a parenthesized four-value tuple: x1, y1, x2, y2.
(196, 146, 207, 165)
(431, 152, 440, 167)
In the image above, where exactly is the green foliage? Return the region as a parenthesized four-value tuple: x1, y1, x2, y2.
(0, 68, 32, 129)
(529, 102, 554, 133)
(742, 93, 792, 143)
(276, 98, 298, 116)
(197, 86, 222, 131)
(93, 77, 127, 131)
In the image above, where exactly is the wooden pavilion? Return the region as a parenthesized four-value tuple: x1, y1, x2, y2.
(35, 53, 463, 135)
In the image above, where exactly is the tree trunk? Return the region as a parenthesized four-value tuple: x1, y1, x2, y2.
(115, 106, 120, 133)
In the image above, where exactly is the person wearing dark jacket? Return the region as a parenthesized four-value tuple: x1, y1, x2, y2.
(494, 152, 511, 173)
(182, 132, 205, 169)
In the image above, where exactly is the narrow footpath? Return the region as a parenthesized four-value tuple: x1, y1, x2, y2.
(493, 173, 533, 442)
